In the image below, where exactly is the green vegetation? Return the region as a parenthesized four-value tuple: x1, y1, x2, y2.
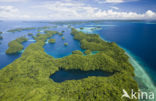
(0, 31, 3, 40)
(84, 50, 91, 55)
(58, 33, 63, 36)
(80, 27, 84, 30)
(72, 50, 83, 55)
(6, 37, 28, 54)
(36, 33, 41, 37)
(7, 27, 36, 33)
(64, 42, 68, 46)
(48, 39, 56, 43)
(0, 36, 3, 40)
(32, 35, 36, 39)
(28, 33, 33, 36)
(62, 30, 65, 33)
(38, 26, 50, 30)
(90, 27, 102, 31)
(62, 37, 65, 40)
(0, 28, 138, 101)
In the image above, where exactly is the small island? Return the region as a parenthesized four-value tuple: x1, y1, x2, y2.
(62, 37, 65, 40)
(28, 33, 33, 36)
(72, 50, 83, 55)
(6, 36, 28, 54)
(0, 36, 3, 40)
(36, 33, 41, 36)
(38, 26, 50, 30)
(80, 27, 84, 30)
(0, 31, 3, 34)
(62, 30, 65, 33)
(48, 39, 56, 43)
(58, 33, 63, 36)
(7, 27, 36, 33)
(64, 42, 68, 46)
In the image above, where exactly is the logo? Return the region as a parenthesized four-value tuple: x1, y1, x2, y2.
(121, 89, 154, 100)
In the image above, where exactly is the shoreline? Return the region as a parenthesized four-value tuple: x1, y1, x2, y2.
(78, 28, 156, 96)
(126, 51, 156, 101)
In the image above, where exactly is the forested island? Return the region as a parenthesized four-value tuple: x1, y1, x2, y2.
(64, 42, 68, 46)
(6, 37, 28, 54)
(0, 28, 138, 101)
(28, 33, 33, 36)
(7, 27, 36, 33)
(0, 36, 2, 40)
(0, 32, 2, 44)
(48, 39, 56, 43)
(58, 33, 63, 36)
(62, 37, 65, 40)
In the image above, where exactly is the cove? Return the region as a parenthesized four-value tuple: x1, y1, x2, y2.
(50, 69, 113, 83)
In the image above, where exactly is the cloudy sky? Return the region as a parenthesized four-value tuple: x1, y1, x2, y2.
(0, 0, 156, 20)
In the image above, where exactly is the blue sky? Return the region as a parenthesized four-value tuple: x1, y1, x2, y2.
(0, 0, 156, 20)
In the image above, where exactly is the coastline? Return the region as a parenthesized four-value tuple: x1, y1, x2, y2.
(78, 28, 156, 98)
(126, 51, 156, 101)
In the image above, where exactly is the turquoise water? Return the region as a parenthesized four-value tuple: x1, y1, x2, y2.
(44, 26, 84, 58)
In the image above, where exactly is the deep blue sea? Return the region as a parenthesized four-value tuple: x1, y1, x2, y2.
(0, 20, 156, 85)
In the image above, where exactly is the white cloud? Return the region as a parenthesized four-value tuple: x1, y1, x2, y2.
(0, 2, 156, 20)
(145, 10, 156, 17)
(0, 6, 30, 20)
(0, 0, 28, 2)
(105, 0, 124, 3)
(96, 0, 138, 4)
(110, 6, 119, 10)
(32, 1, 156, 20)
(33, 2, 99, 20)
(94, 10, 156, 20)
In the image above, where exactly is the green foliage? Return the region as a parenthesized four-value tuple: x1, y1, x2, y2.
(36, 33, 41, 37)
(64, 43, 68, 46)
(6, 37, 28, 54)
(80, 27, 84, 30)
(44, 30, 58, 35)
(62, 30, 65, 33)
(48, 39, 56, 43)
(0, 32, 3, 40)
(59, 33, 63, 36)
(37, 29, 41, 32)
(38, 26, 50, 30)
(7, 27, 36, 33)
(0, 36, 3, 40)
(84, 50, 91, 55)
(72, 50, 83, 55)
(0, 28, 138, 101)
(28, 33, 33, 36)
